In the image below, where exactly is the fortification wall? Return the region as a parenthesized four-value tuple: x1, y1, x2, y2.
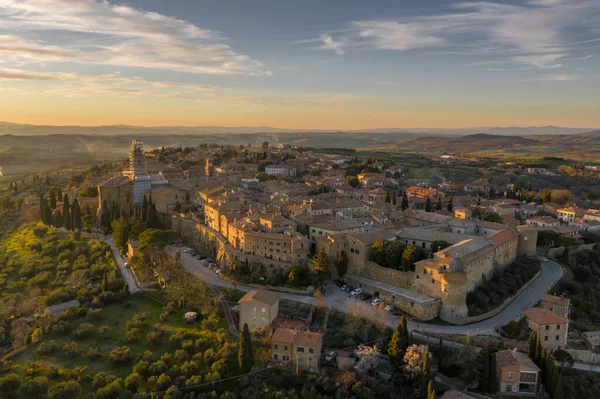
(344, 275, 440, 321)
(348, 260, 413, 289)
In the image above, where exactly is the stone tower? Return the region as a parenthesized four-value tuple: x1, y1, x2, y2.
(129, 139, 152, 205)
(439, 272, 469, 323)
(205, 158, 214, 177)
(517, 226, 538, 255)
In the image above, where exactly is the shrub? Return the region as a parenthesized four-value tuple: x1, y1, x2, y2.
(36, 340, 58, 356)
(124, 372, 142, 392)
(51, 320, 72, 335)
(503, 320, 521, 338)
(109, 346, 132, 364)
(87, 308, 103, 321)
(146, 330, 162, 347)
(62, 341, 82, 357)
(75, 323, 96, 340)
(125, 328, 140, 343)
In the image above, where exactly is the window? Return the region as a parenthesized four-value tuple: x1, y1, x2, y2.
(309, 348, 314, 354)
(284, 346, 288, 351)
(355, 250, 359, 254)
(262, 307, 266, 313)
(508, 372, 513, 379)
(545, 325, 549, 331)
(556, 325, 561, 330)
(544, 336, 548, 341)
(297, 347, 304, 352)
(431, 279, 435, 284)
(556, 335, 560, 340)
(274, 354, 278, 360)
(274, 344, 278, 350)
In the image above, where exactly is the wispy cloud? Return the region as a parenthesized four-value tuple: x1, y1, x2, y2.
(312, 0, 599, 72)
(0, 0, 270, 76)
(0, 68, 218, 98)
(512, 54, 566, 69)
(543, 74, 579, 81)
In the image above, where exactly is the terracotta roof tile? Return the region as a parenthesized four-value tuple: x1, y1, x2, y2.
(522, 307, 568, 325)
(238, 289, 280, 306)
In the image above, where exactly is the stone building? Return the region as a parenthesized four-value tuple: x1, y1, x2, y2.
(97, 176, 133, 216)
(495, 349, 540, 395)
(522, 307, 569, 350)
(238, 289, 279, 331)
(270, 328, 323, 372)
(540, 294, 570, 319)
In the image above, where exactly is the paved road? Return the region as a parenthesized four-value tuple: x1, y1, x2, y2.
(178, 251, 563, 336)
(105, 236, 141, 294)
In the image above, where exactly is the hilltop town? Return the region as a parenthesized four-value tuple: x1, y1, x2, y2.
(2, 138, 600, 398)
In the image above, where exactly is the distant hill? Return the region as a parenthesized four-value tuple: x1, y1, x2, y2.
(0, 121, 594, 137)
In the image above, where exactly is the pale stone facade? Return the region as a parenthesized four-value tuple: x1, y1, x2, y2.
(271, 328, 323, 372)
(238, 290, 279, 331)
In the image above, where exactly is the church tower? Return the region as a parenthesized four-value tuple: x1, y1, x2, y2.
(129, 139, 152, 205)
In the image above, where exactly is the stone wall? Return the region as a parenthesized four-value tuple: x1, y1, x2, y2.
(565, 349, 600, 364)
(344, 275, 440, 321)
(349, 260, 413, 289)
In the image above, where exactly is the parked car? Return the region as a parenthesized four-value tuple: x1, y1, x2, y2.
(196, 255, 202, 260)
(325, 351, 336, 362)
(350, 288, 363, 297)
(183, 248, 191, 253)
(392, 309, 404, 316)
(344, 286, 353, 293)
(215, 269, 221, 275)
(334, 280, 344, 288)
(123, 262, 129, 268)
(360, 293, 372, 301)
(341, 284, 348, 291)
(384, 304, 393, 311)
(371, 298, 382, 306)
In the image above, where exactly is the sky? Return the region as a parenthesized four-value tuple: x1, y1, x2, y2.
(0, 0, 599, 129)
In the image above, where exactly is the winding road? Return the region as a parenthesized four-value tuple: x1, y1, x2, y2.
(176, 248, 563, 336)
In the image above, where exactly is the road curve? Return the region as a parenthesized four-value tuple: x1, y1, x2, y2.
(178, 250, 563, 335)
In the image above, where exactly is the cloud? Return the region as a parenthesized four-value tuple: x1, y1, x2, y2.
(512, 54, 566, 69)
(0, 68, 218, 98)
(0, 0, 270, 76)
(318, 35, 346, 55)
(312, 0, 600, 67)
(543, 74, 579, 81)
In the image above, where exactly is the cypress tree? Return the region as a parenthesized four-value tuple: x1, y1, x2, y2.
(55, 210, 62, 228)
(427, 380, 436, 399)
(535, 333, 542, 366)
(540, 347, 547, 377)
(44, 203, 52, 226)
(392, 192, 397, 205)
(49, 191, 57, 209)
(141, 195, 148, 221)
(71, 199, 82, 230)
(425, 198, 432, 212)
(551, 369, 560, 397)
(401, 191, 409, 210)
(238, 323, 254, 373)
(39, 195, 46, 221)
(388, 315, 409, 368)
(63, 194, 70, 230)
(447, 195, 453, 212)
(480, 340, 491, 392)
(385, 190, 391, 203)
(101, 271, 109, 292)
(420, 345, 431, 398)
(545, 354, 555, 388)
(437, 337, 445, 372)
(436, 196, 442, 211)
(57, 187, 62, 203)
(490, 353, 498, 393)
(529, 331, 537, 359)
(554, 374, 564, 399)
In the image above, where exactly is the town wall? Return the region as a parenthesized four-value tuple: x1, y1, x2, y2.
(348, 260, 413, 289)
